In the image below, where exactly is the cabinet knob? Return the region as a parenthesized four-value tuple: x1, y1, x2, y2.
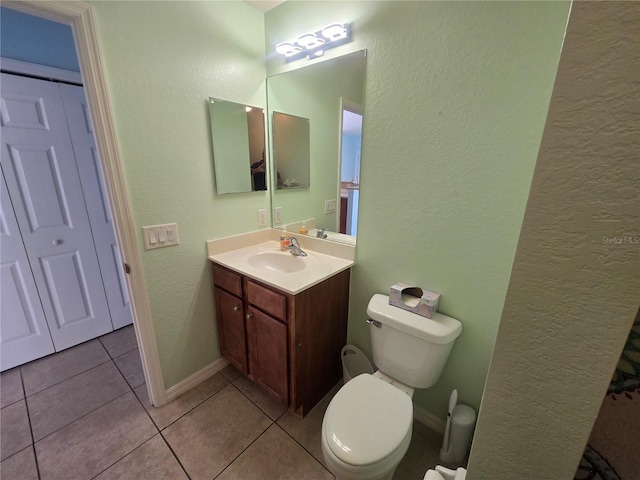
(233, 305, 240, 312)
(52, 239, 64, 246)
(246, 313, 253, 319)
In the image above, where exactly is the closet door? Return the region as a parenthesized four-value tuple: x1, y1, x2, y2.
(0, 171, 55, 370)
(59, 84, 132, 330)
(0, 73, 112, 351)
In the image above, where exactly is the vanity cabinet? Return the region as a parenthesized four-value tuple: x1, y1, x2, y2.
(211, 261, 350, 417)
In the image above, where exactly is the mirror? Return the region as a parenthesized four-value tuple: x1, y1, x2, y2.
(209, 98, 266, 194)
(267, 50, 366, 243)
(272, 112, 310, 189)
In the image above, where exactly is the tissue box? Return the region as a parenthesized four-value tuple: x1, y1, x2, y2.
(389, 282, 440, 319)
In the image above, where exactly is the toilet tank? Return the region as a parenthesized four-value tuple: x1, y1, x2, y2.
(367, 294, 462, 388)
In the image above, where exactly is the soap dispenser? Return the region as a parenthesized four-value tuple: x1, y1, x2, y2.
(280, 226, 291, 251)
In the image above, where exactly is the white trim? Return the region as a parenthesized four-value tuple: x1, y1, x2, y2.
(0, 57, 83, 84)
(165, 357, 230, 402)
(4, 1, 168, 406)
(414, 403, 446, 434)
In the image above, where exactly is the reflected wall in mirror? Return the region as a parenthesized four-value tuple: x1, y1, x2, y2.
(272, 112, 310, 189)
(209, 98, 266, 194)
(267, 50, 366, 244)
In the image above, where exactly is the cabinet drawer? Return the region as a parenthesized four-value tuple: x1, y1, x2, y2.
(212, 263, 242, 297)
(246, 280, 286, 322)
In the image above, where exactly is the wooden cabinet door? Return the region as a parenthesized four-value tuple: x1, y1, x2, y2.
(246, 306, 288, 405)
(214, 288, 247, 374)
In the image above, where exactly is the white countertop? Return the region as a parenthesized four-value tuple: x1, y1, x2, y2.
(208, 239, 354, 295)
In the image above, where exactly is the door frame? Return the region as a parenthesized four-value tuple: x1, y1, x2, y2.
(3, 1, 167, 406)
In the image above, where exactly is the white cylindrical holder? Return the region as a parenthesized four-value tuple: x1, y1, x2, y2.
(448, 404, 476, 463)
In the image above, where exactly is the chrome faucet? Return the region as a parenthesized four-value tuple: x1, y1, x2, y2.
(316, 228, 328, 239)
(285, 236, 307, 257)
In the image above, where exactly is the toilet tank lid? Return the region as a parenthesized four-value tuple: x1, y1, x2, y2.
(367, 294, 462, 344)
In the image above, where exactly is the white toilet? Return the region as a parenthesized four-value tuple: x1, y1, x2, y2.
(322, 294, 463, 480)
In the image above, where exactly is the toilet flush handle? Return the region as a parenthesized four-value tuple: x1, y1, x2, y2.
(366, 318, 381, 328)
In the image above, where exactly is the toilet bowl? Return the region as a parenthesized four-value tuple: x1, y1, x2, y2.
(321, 373, 413, 480)
(321, 295, 463, 480)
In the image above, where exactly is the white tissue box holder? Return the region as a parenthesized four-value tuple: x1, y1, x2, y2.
(389, 282, 440, 319)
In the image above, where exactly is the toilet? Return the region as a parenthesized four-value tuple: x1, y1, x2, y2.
(322, 294, 463, 480)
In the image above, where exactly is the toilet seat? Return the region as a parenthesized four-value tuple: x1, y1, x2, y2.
(323, 374, 413, 466)
(322, 423, 412, 480)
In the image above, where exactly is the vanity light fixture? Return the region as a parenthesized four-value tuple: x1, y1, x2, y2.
(276, 22, 351, 62)
(275, 41, 302, 58)
(297, 32, 325, 50)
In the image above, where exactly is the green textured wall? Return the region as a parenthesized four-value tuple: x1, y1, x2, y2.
(91, 1, 268, 388)
(266, 1, 570, 420)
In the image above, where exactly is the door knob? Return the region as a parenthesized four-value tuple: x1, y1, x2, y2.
(52, 239, 64, 246)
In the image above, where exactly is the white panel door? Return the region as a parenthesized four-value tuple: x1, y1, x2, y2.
(1, 73, 112, 351)
(60, 84, 132, 330)
(1, 171, 55, 370)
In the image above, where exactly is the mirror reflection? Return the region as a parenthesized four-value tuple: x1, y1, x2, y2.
(209, 98, 266, 194)
(272, 112, 310, 189)
(267, 50, 366, 244)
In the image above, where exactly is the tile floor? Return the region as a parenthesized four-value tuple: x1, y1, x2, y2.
(1, 325, 445, 479)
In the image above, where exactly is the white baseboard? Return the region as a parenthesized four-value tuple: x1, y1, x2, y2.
(414, 403, 445, 434)
(165, 357, 229, 402)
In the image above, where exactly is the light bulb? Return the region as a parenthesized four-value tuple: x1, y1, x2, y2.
(297, 33, 325, 50)
(275, 42, 301, 57)
(321, 23, 347, 41)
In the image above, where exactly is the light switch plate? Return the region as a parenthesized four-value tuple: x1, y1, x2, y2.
(142, 223, 179, 250)
(274, 207, 283, 225)
(257, 209, 267, 227)
(324, 199, 337, 214)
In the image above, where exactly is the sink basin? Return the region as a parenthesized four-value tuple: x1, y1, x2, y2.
(248, 252, 306, 273)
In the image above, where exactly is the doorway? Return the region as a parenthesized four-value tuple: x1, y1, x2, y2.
(1, 1, 166, 406)
(337, 98, 363, 236)
(1, 71, 133, 369)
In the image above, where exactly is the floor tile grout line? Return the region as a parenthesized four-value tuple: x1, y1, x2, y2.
(0, 368, 28, 410)
(157, 430, 193, 480)
(21, 357, 114, 399)
(128, 385, 192, 479)
(31, 385, 133, 445)
(226, 372, 333, 473)
(148, 379, 233, 433)
(87, 431, 162, 480)
(212, 420, 275, 480)
(97, 327, 137, 361)
(18, 369, 42, 480)
(82, 362, 152, 480)
(231, 377, 289, 423)
(276, 420, 333, 474)
(110, 351, 143, 392)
